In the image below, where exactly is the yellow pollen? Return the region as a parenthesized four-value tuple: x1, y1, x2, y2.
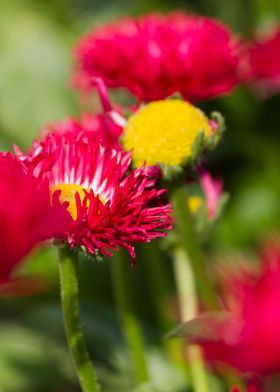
(51, 183, 90, 220)
(123, 99, 211, 167)
(187, 196, 203, 215)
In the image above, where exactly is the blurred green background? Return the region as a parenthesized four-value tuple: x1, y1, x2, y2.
(0, 1, 280, 391)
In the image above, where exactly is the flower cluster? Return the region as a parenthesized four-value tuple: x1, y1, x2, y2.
(2, 8, 280, 392)
(74, 12, 241, 102)
(0, 118, 172, 286)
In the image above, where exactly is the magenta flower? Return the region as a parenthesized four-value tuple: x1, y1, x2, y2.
(74, 12, 241, 102)
(246, 27, 280, 97)
(19, 132, 172, 263)
(182, 249, 280, 375)
(0, 153, 67, 289)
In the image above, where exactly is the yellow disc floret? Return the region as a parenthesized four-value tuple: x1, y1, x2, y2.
(123, 99, 212, 167)
(52, 183, 106, 220)
(51, 183, 88, 220)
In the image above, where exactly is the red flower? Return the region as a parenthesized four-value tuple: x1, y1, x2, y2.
(183, 251, 280, 374)
(246, 27, 280, 97)
(21, 132, 172, 263)
(41, 112, 123, 149)
(0, 153, 66, 288)
(74, 12, 241, 102)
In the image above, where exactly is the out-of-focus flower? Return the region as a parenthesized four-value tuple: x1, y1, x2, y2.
(175, 250, 280, 374)
(42, 112, 123, 149)
(122, 99, 216, 172)
(74, 12, 241, 102)
(20, 132, 172, 263)
(0, 153, 66, 289)
(246, 27, 280, 97)
(198, 167, 223, 220)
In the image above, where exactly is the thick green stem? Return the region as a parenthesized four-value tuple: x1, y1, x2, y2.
(173, 247, 210, 392)
(58, 247, 100, 392)
(170, 184, 219, 310)
(111, 249, 149, 384)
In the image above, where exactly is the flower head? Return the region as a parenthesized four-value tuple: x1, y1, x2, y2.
(0, 153, 65, 288)
(23, 132, 172, 263)
(74, 12, 241, 102)
(246, 27, 280, 97)
(122, 99, 213, 170)
(179, 249, 280, 374)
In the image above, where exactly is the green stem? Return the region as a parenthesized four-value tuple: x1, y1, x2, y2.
(173, 247, 210, 392)
(140, 242, 185, 368)
(140, 240, 172, 332)
(170, 184, 219, 310)
(58, 247, 101, 392)
(111, 249, 150, 384)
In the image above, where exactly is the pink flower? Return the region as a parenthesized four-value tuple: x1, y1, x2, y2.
(198, 167, 223, 220)
(74, 12, 241, 102)
(0, 153, 66, 289)
(246, 27, 280, 97)
(184, 250, 280, 375)
(21, 132, 172, 263)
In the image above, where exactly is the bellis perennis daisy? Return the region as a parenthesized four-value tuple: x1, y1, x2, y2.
(74, 12, 241, 102)
(17, 131, 172, 263)
(0, 152, 68, 290)
(122, 99, 224, 178)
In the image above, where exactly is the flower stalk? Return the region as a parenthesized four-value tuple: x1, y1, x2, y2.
(170, 183, 219, 392)
(170, 183, 219, 310)
(111, 249, 149, 385)
(173, 246, 210, 392)
(58, 246, 101, 392)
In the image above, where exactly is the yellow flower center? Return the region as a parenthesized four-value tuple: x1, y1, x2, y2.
(187, 196, 203, 215)
(51, 183, 91, 220)
(123, 99, 211, 167)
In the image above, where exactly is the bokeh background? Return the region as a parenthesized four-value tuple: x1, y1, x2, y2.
(0, 1, 280, 391)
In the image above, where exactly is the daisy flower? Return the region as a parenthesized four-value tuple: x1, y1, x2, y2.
(19, 132, 172, 263)
(122, 99, 221, 174)
(74, 12, 241, 102)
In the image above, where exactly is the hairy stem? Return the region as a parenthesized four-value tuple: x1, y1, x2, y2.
(58, 246, 101, 392)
